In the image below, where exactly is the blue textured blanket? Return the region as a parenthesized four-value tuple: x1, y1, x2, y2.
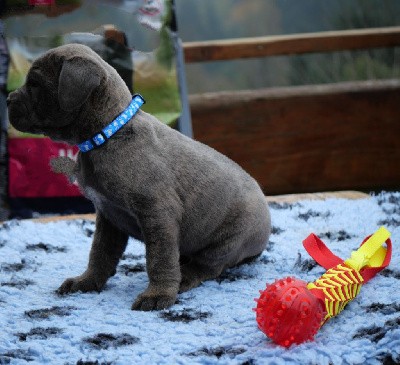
(0, 192, 399, 364)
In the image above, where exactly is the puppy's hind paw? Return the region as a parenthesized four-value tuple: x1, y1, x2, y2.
(56, 273, 104, 295)
(131, 292, 176, 311)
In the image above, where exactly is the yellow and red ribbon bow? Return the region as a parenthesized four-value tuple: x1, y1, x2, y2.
(304, 227, 392, 323)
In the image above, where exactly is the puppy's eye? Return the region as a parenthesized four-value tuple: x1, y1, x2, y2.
(30, 87, 40, 101)
(28, 81, 41, 100)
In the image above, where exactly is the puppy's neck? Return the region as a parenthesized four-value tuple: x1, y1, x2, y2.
(77, 94, 145, 153)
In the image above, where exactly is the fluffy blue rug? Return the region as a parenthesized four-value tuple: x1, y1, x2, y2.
(0, 192, 399, 364)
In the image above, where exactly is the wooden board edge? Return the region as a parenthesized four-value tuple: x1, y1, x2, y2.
(266, 190, 369, 204)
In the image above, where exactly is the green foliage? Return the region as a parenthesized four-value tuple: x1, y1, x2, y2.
(138, 71, 182, 126)
(342, 52, 400, 80)
(156, 28, 174, 70)
(176, 0, 285, 92)
(290, 48, 400, 86)
(156, 0, 174, 70)
(175, 0, 400, 92)
(331, 0, 400, 29)
(289, 0, 400, 86)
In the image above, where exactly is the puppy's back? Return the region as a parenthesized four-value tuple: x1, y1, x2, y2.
(131, 110, 270, 249)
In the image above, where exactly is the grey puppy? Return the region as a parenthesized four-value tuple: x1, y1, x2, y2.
(7, 44, 271, 311)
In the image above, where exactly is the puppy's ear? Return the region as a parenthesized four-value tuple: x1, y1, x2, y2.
(58, 58, 102, 111)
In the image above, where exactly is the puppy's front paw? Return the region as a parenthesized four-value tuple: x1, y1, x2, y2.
(57, 273, 104, 295)
(131, 289, 177, 311)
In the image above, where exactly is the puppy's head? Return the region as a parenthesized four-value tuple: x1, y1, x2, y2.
(7, 43, 131, 144)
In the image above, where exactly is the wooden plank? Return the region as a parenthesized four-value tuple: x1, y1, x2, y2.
(183, 26, 400, 62)
(190, 79, 400, 195)
(266, 191, 369, 204)
(31, 213, 96, 224)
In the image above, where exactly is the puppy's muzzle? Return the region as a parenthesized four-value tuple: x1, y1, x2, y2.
(7, 89, 27, 109)
(7, 89, 36, 133)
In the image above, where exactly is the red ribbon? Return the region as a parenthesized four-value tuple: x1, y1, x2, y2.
(303, 233, 392, 283)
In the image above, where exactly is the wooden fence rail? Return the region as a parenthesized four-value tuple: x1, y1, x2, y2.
(189, 80, 400, 194)
(183, 26, 400, 62)
(183, 27, 400, 194)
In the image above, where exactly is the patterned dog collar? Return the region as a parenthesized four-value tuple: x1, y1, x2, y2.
(77, 94, 145, 152)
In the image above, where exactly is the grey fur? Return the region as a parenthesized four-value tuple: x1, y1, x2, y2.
(7, 44, 271, 311)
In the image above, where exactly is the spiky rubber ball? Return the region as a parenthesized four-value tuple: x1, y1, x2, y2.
(254, 277, 326, 347)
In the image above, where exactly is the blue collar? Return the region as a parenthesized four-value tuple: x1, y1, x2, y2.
(77, 94, 145, 152)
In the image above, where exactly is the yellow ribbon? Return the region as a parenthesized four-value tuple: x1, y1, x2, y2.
(344, 227, 391, 272)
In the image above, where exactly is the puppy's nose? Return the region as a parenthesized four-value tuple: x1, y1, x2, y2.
(6, 96, 11, 106)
